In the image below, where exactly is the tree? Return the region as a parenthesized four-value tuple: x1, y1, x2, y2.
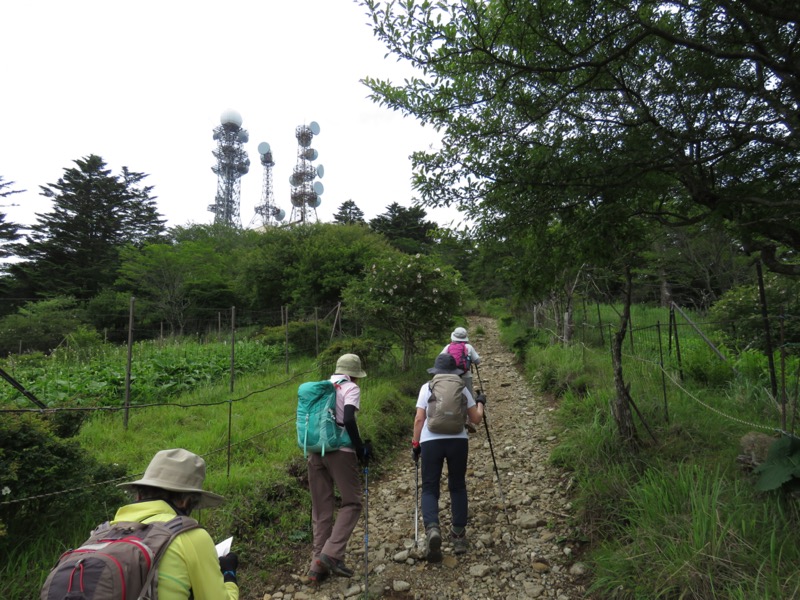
(0, 296, 88, 355)
(236, 223, 394, 316)
(0, 177, 22, 259)
(369, 202, 438, 254)
(333, 200, 366, 225)
(115, 224, 261, 334)
(342, 251, 464, 369)
(7, 155, 165, 299)
(360, 0, 800, 276)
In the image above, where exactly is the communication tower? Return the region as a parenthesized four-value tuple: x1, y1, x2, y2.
(251, 142, 285, 227)
(289, 121, 324, 224)
(209, 109, 250, 227)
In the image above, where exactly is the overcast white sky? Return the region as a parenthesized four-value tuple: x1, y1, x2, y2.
(1, 0, 466, 232)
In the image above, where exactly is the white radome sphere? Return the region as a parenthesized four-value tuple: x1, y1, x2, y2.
(220, 109, 243, 128)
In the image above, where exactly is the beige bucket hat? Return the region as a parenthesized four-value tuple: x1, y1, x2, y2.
(119, 448, 225, 509)
(335, 353, 367, 378)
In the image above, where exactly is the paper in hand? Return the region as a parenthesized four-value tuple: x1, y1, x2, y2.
(215, 536, 233, 557)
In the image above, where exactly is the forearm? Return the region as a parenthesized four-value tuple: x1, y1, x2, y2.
(343, 404, 363, 448)
(468, 403, 484, 425)
(413, 410, 425, 443)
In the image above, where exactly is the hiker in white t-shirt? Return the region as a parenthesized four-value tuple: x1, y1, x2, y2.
(411, 353, 486, 561)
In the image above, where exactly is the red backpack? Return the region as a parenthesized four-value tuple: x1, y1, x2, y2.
(446, 342, 470, 372)
(40, 515, 199, 600)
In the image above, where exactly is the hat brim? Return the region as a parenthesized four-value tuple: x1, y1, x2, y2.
(118, 480, 225, 509)
(427, 367, 464, 376)
(340, 369, 367, 378)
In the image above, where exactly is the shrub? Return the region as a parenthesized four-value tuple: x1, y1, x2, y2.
(0, 414, 127, 555)
(316, 336, 394, 376)
(0, 297, 90, 356)
(709, 274, 800, 353)
(254, 320, 322, 356)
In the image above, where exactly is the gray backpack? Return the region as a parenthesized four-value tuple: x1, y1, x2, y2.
(425, 374, 467, 434)
(40, 515, 199, 600)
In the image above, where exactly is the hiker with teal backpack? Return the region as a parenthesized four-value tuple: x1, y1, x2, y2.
(441, 327, 482, 432)
(40, 448, 240, 600)
(301, 353, 372, 583)
(412, 353, 485, 562)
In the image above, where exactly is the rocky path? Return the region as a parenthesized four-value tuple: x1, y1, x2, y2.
(261, 316, 589, 600)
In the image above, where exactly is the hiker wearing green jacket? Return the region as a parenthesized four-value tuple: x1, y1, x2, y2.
(115, 448, 239, 600)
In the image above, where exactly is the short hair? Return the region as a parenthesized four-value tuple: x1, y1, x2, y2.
(131, 485, 201, 513)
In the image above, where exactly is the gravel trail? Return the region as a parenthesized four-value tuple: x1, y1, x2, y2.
(259, 316, 590, 600)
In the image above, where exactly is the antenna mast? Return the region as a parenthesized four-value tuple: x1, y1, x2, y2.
(251, 142, 285, 227)
(209, 109, 250, 227)
(289, 121, 324, 224)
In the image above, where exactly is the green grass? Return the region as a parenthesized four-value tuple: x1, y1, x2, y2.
(4, 351, 428, 600)
(512, 303, 800, 600)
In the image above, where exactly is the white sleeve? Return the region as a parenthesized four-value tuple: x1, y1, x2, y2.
(469, 345, 481, 364)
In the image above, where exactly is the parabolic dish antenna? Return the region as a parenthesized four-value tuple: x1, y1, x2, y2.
(309, 196, 322, 208)
(313, 181, 324, 195)
(220, 109, 243, 128)
(275, 208, 286, 221)
(258, 142, 271, 155)
(237, 130, 249, 143)
(316, 164, 324, 178)
(304, 148, 318, 161)
(290, 174, 301, 186)
(309, 121, 320, 135)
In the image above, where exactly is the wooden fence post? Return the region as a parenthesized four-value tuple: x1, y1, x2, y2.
(123, 296, 135, 430)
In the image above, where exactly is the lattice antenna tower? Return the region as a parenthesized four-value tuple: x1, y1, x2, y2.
(250, 142, 285, 227)
(289, 121, 324, 224)
(209, 109, 250, 227)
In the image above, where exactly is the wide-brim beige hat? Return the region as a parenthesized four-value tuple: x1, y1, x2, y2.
(118, 448, 225, 509)
(335, 353, 367, 378)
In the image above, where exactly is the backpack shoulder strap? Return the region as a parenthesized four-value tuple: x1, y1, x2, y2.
(136, 516, 200, 600)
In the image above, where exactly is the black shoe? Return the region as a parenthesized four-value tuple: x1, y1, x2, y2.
(450, 528, 468, 554)
(426, 526, 442, 563)
(307, 567, 328, 584)
(319, 553, 354, 577)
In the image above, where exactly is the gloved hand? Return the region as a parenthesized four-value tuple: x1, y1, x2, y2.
(219, 552, 238, 584)
(412, 441, 421, 463)
(476, 393, 487, 406)
(358, 440, 373, 465)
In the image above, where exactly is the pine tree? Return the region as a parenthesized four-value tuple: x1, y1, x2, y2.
(7, 155, 166, 299)
(333, 199, 366, 225)
(0, 176, 22, 259)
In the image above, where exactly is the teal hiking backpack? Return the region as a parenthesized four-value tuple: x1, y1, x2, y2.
(297, 378, 352, 456)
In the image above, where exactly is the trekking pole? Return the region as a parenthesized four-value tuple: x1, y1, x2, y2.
(474, 364, 511, 526)
(414, 459, 420, 548)
(363, 465, 369, 599)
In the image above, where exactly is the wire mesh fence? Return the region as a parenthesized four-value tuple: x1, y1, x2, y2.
(527, 297, 800, 437)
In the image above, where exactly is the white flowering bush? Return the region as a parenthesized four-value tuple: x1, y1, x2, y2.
(343, 252, 464, 369)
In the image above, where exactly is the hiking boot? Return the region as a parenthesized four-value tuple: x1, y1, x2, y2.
(426, 525, 442, 563)
(307, 567, 328, 584)
(319, 553, 354, 577)
(450, 528, 468, 555)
